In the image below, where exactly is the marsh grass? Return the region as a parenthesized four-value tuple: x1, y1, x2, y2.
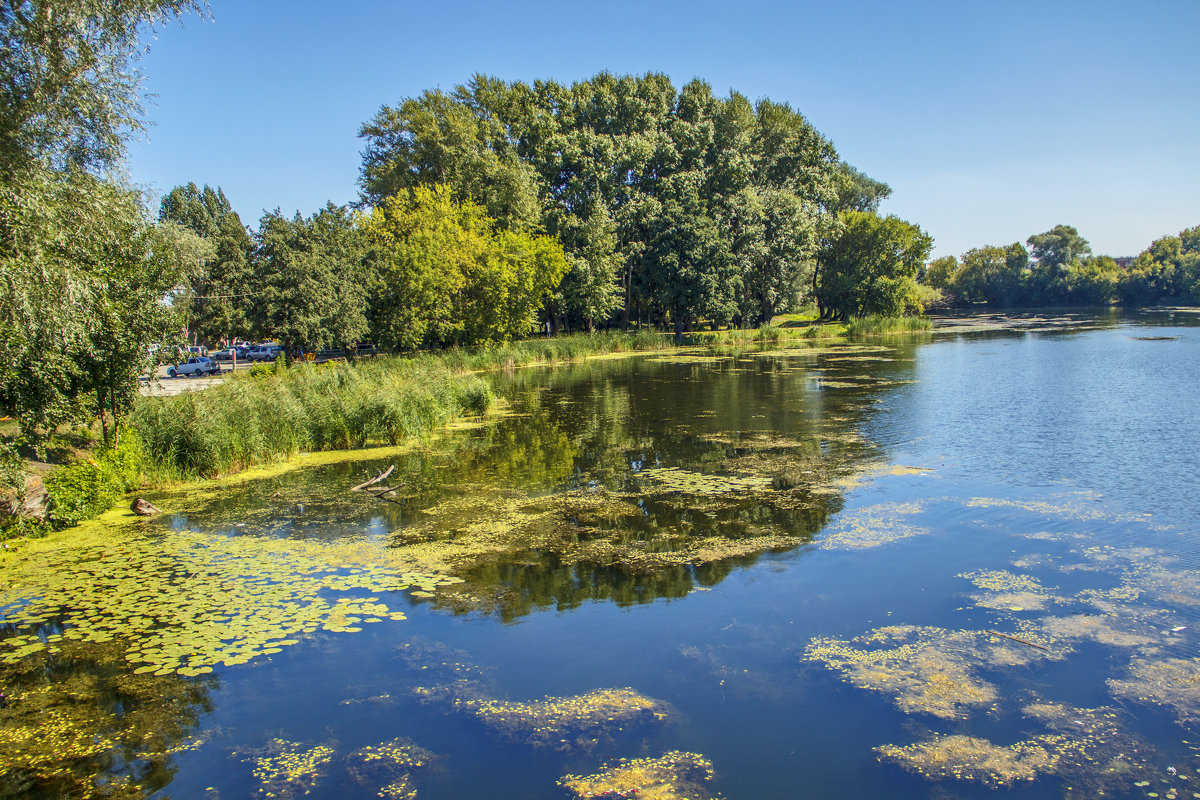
(843, 315, 932, 336)
(422, 329, 674, 372)
(131, 357, 493, 480)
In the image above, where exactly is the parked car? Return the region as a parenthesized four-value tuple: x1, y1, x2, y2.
(211, 347, 239, 361)
(247, 345, 282, 362)
(167, 356, 218, 377)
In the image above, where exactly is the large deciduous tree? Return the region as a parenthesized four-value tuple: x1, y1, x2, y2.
(358, 72, 847, 333)
(251, 204, 368, 358)
(361, 186, 568, 349)
(158, 183, 254, 344)
(815, 212, 932, 321)
(0, 1, 205, 445)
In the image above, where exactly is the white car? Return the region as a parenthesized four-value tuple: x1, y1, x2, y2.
(167, 356, 218, 377)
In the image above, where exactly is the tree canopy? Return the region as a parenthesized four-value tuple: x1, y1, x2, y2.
(359, 72, 848, 333)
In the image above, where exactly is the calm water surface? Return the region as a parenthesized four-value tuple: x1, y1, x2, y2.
(4, 310, 1200, 799)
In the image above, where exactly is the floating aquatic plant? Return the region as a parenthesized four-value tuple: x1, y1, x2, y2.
(1108, 656, 1200, 724)
(243, 738, 334, 799)
(876, 734, 1056, 786)
(958, 569, 1061, 611)
(558, 750, 721, 800)
(0, 639, 213, 800)
(412, 678, 670, 750)
(803, 625, 1061, 719)
(816, 501, 928, 550)
(637, 466, 772, 495)
(346, 737, 435, 800)
(877, 702, 1155, 794)
(0, 528, 461, 676)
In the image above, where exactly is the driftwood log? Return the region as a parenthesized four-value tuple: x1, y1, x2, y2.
(350, 465, 394, 492)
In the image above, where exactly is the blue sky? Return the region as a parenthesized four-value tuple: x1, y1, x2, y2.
(127, 0, 1199, 259)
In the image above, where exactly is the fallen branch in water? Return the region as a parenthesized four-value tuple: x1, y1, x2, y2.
(985, 629, 1051, 652)
(350, 465, 394, 492)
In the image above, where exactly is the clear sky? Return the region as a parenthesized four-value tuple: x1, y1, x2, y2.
(127, 0, 1199, 259)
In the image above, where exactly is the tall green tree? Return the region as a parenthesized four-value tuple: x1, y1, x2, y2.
(362, 186, 568, 348)
(0, 0, 204, 445)
(159, 183, 254, 344)
(815, 211, 932, 321)
(1118, 225, 1200, 306)
(251, 204, 368, 358)
(0, 175, 197, 443)
(0, 0, 205, 175)
(954, 245, 1027, 306)
(358, 72, 848, 333)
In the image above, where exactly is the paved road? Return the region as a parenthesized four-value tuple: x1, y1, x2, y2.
(140, 360, 252, 396)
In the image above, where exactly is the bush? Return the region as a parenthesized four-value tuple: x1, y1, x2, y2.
(43, 432, 147, 525)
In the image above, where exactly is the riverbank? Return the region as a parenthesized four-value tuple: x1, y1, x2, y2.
(2, 315, 930, 537)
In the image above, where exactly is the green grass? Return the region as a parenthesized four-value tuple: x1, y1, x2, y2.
(843, 315, 932, 336)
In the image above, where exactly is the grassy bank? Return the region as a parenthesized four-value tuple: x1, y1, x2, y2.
(131, 357, 493, 482)
(5, 314, 930, 536)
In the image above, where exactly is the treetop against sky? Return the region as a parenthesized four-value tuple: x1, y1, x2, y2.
(126, 0, 1199, 259)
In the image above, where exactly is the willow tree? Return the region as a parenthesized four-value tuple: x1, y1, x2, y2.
(0, 0, 205, 445)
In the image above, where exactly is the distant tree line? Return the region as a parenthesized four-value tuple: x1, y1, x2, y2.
(924, 223, 1200, 308)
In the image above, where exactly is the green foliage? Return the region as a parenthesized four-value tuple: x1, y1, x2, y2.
(954, 245, 1027, 306)
(0, 0, 205, 175)
(43, 432, 146, 525)
(0, 170, 193, 444)
(843, 315, 932, 336)
(1118, 225, 1200, 306)
(0, 437, 24, 495)
(359, 72, 846, 333)
(252, 203, 368, 355)
(130, 358, 495, 479)
(816, 212, 932, 320)
(362, 186, 568, 349)
(159, 183, 255, 343)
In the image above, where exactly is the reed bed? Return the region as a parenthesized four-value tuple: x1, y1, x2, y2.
(131, 358, 493, 480)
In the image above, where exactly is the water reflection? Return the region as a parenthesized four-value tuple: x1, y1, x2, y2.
(163, 343, 917, 619)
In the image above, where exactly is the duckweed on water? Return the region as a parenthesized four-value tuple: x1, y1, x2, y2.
(558, 751, 721, 800)
(244, 739, 335, 799)
(458, 688, 671, 748)
(877, 702, 1155, 794)
(959, 569, 1062, 611)
(411, 675, 670, 750)
(346, 737, 435, 800)
(637, 466, 771, 495)
(816, 501, 929, 550)
(0, 528, 462, 675)
(803, 625, 1062, 719)
(0, 638, 213, 799)
(1109, 657, 1200, 724)
(876, 734, 1056, 787)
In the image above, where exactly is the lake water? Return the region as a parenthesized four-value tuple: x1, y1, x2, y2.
(3, 310, 1200, 799)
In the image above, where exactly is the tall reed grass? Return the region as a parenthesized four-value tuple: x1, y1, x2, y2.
(420, 329, 673, 372)
(843, 315, 932, 336)
(131, 357, 493, 480)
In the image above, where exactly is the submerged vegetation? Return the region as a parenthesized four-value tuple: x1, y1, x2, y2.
(558, 751, 722, 800)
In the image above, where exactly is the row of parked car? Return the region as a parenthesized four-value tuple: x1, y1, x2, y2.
(161, 343, 282, 378)
(209, 344, 283, 363)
